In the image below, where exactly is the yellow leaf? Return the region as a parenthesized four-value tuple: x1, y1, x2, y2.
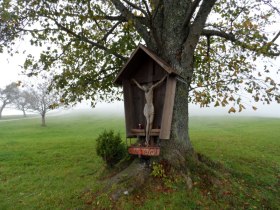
(222, 98, 228, 104)
(239, 104, 246, 112)
(214, 101, 220, 107)
(266, 88, 274, 93)
(229, 95, 235, 101)
(197, 82, 203, 87)
(228, 107, 236, 114)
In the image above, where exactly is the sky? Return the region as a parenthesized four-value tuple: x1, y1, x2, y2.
(0, 51, 24, 85)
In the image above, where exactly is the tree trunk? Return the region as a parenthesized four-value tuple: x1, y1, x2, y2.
(156, 62, 195, 169)
(41, 113, 46, 126)
(107, 0, 217, 198)
(147, 47, 195, 167)
(23, 109, 26, 117)
(144, 0, 216, 163)
(0, 104, 6, 119)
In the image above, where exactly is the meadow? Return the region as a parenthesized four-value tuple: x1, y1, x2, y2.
(0, 111, 279, 209)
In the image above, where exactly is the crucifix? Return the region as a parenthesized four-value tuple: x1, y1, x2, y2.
(132, 75, 167, 146)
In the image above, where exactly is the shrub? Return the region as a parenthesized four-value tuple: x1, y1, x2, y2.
(96, 130, 126, 167)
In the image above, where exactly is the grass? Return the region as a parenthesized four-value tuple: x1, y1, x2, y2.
(0, 112, 124, 209)
(0, 112, 279, 209)
(189, 116, 280, 209)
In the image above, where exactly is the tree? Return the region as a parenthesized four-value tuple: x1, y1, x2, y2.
(0, 82, 19, 118)
(1, 0, 280, 194)
(27, 82, 61, 126)
(13, 90, 33, 117)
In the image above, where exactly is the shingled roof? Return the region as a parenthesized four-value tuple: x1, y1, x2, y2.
(114, 44, 178, 85)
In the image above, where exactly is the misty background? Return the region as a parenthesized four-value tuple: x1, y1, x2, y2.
(0, 41, 279, 118)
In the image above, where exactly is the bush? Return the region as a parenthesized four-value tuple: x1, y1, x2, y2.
(96, 130, 126, 167)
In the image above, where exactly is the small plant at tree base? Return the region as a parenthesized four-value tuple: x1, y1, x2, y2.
(151, 162, 166, 179)
(151, 161, 175, 188)
(96, 130, 126, 168)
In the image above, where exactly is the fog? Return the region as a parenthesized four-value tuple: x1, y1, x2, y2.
(1, 53, 279, 118)
(2, 100, 279, 119)
(0, 39, 279, 118)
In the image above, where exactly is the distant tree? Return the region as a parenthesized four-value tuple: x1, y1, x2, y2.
(13, 90, 33, 117)
(0, 82, 19, 118)
(27, 82, 61, 126)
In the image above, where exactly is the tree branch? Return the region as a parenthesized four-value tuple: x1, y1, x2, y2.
(271, 30, 280, 43)
(100, 21, 122, 43)
(183, 0, 217, 51)
(53, 11, 127, 22)
(51, 19, 127, 61)
(110, 0, 151, 44)
(183, 0, 202, 28)
(143, 0, 151, 17)
(88, 15, 126, 22)
(191, 0, 218, 35)
(17, 27, 59, 33)
(262, 0, 280, 15)
(202, 29, 236, 41)
(122, 0, 149, 17)
(202, 29, 280, 56)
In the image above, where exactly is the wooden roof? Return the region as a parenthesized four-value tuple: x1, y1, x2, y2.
(114, 44, 178, 85)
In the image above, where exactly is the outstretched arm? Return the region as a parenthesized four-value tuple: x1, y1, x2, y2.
(132, 78, 145, 91)
(151, 75, 167, 89)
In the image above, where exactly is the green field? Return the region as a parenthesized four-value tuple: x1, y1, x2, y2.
(0, 112, 279, 209)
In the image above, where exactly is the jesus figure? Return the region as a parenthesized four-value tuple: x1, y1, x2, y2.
(132, 75, 167, 146)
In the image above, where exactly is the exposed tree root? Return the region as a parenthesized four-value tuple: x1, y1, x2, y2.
(88, 140, 233, 208)
(81, 148, 277, 210)
(102, 159, 151, 200)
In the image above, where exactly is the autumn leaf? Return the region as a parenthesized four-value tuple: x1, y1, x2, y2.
(266, 88, 274, 93)
(197, 82, 203, 87)
(222, 97, 228, 107)
(214, 101, 220, 107)
(239, 104, 246, 112)
(228, 107, 236, 114)
(229, 95, 235, 101)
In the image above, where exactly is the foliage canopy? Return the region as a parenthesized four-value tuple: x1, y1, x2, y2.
(1, 0, 280, 110)
(0, 82, 19, 118)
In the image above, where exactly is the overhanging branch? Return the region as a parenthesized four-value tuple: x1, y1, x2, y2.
(100, 21, 122, 43)
(271, 30, 280, 43)
(183, 0, 202, 28)
(183, 0, 217, 50)
(110, 0, 150, 44)
(202, 29, 236, 41)
(52, 19, 127, 61)
(202, 29, 280, 56)
(122, 0, 149, 17)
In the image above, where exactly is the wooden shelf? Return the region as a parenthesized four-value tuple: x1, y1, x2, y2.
(131, 128, 160, 136)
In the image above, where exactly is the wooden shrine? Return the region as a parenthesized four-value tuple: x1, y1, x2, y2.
(114, 44, 178, 156)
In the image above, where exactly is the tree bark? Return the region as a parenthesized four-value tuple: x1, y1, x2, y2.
(0, 103, 6, 119)
(41, 113, 46, 126)
(0, 107, 3, 119)
(143, 0, 217, 163)
(23, 110, 26, 117)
